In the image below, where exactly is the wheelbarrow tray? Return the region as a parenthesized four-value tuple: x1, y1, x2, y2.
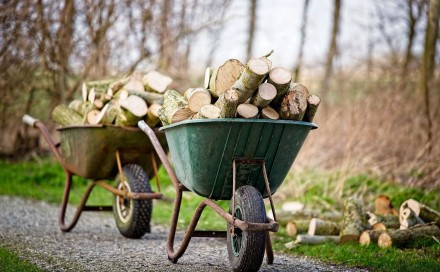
(57, 125, 167, 180)
(160, 119, 317, 200)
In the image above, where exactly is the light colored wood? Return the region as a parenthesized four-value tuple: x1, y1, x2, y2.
(307, 218, 340, 236)
(93, 99, 104, 109)
(359, 230, 386, 246)
(378, 224, 440, 248)
(209, 59, 245, 97)
(126, 89, 164, 105)
(82, 82, 87, 102)
(400, 199, 440, 226)
(367, 212, 400, 229)
(294, 234, 340, 245)
(114, 89, 129, 101)
(115, 95, 148, 126)
(68, 99, 83, 113)
(96, 103, 119, 125)
(267, 67, 292, 101)
(233, 58, 270, 103)
(88, 88, 96, 103)
(236, 103, 259, 119)
(159, 90, 192, 125)
(285, 220, 310, 237)
(52, 105, 84, 126)
(109, 76, 130, 92)
(303, 94, 321, 122)
(340, 197, 366, 244)
(375, 195, 398, 216)
(204, 67, 214, 89)
(400, 207, 425, 229)
(214, 88, 239, 118)
(86, 109, 100, 124)
(251, 83, 276, 108)
(145, 104, 162, 128)
(78, 101, 95, 117)
(275, 83, 309, 120)
(195, 104, 221, 119)
(142, 71, 173, 93)
(261, 106, 279, 120)
(184, 88, 212, 112)
(123, 79, 145, 93)
(371, 223, 387, 231)
(259, 50, 274, 70)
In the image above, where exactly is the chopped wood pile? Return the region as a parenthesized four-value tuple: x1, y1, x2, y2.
(282, 196, 440, 250)
(51, 71, 172, 128)
(158, 51, 321, 125)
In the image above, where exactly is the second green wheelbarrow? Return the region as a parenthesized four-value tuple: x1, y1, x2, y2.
(138, 118, 317, 272)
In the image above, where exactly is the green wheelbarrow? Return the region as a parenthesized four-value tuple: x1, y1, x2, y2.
(138, 118, 317, 272)
(22, 115, 167, 238)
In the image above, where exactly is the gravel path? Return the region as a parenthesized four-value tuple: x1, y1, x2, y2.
(0, 196, 367, 271)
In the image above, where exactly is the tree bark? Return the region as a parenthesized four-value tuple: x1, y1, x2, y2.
(233, 58, 270, 103)
(159, 90, 192, 125)
(274, 83, 309, 120)
(302, 94, 321, 122)
(367, 212, 400, 229)
(400, 207, 425, 229)
(294, 234, 340, 245)
(293, 0, 310, 82)
(359, 230, 386, 246)
(52, 105, 84, 126)
(308, 218, 340, 236)
(378, 224, 440, 248)
(214, 88, 239, 118)
(400, 199, 440, 226)
(340, 197, 366, 243)
(246, 0, 258, 60)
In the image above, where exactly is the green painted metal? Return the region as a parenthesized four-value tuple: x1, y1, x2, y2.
(58, 125, 167, 180)
(160, 119, 317, 200)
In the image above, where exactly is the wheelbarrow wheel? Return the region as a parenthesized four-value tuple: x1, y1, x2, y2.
(227, 185, 266, 272)
(113, 164, 152, 239)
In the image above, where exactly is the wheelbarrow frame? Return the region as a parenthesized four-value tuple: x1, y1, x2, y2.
(22, 115, 163, 232)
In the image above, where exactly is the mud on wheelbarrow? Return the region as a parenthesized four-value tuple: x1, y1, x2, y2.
(22, 115, 167, 238)
(138, 118, 317, 272)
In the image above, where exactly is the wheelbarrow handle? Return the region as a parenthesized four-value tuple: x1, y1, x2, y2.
(23, 114, 39, 127)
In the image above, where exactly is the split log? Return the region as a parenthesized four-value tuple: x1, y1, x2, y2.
(400, 207, 425, 230)
(236, 103, 259, 119)
(359, 230, 386, 246)
(204, 67, 214, 89)
(96, 103, 119, 125)
(307, 218, 340, 236)
(274, 83, 309, 121)
(214, 88, 239, 118)
(375, 195, 398, 216)
(145, 104, 162, 128)
(142, 71, 173, 93)
(251, 83, 276, 108)
(293, 234, 340, 245)
(115, 95, 148, 126)
(126, 89, 164, 105)
(340, 197, 366, 244)
(378, 223, 440, 248)
(267, 67, 292, 102)
(88, 88, 96, 103)
(78, 101, 96, 117)
(260, 106, 279, 120)
(209, 59, 245, 97)
(86, 109, 100, 124)
(302, 94, 321, 122)
(109, 76, 130, 92)
(367, 212, 400, 229)
(82, 82, 88, 102)
(159, 90, 193, 125)
(194, 104, 220, 119)
(184, 88, 212, 112)
(52, 105, 84, 126)
(233, 58, 270, 103)
(400, 199, 440, 226)
(285, 220, 310, 237)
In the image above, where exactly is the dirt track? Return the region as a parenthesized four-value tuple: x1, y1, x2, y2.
(0, 196, 367, 271)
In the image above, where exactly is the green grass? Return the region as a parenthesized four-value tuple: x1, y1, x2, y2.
(0, 248, 43, 272)
(1, 159, 439, 271)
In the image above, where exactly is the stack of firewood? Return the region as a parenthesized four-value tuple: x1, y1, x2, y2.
(51, 71, 172, 128)
(158, 51, 321, 126)
(283, 195, 440, 249)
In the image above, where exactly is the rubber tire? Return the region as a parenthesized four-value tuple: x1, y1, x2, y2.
(112, 164, 152, 239)
(227, 185, 266, 272)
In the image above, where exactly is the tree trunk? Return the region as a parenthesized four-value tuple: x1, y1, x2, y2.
(293, 235, 340, 245)
(308, 218, 340, 236)
(378, 224, 440, 248)
(293, 0, 310, 82)
(340, 197, 366, 244)
(246, 0, 258, 60)
(321, 0, 342, 93)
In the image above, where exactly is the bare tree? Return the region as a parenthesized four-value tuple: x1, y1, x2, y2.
(293, 0, 310, 82)
(246, 0, 258, 60)
(321, 0, 342, 93)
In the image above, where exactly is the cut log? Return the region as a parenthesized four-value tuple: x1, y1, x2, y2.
(267, 67, 292, 102)
(109, 76, 130, 92)
(86, 109, 100, 124)
(159, 90, 192, 125)
(93, 99, 104, 109)
(307, 218, 340, 236)
(145, 104, 162, 128)
(294, 234, 340, 245)
(371, 223, 387, 231)
(195, 104, 221, 119)
(142, 71, 173, 93)
(68, 99, 83, 113)
(204, 67, 214, 89)
(285, 220, 310, 237)
(52, 105, 84, 126)
(251, 83, 276, 108)
(82, 82, 87, 102)
(86, 79, 113, 93)
(126, 89, 164, 105)
(114, 89, 129, 101)
(400, 199, 440, 226)
(378, 223, 440, 248)
(233, 58, 270, 103)
(375, 195, 398, 216)
(274, 83, 309, 121)
(96, 103, 119, 125)
(123, 79, 145, 93)
(78, 101, 95, 117)
(209, 59, 245, 97)
(214, 88, 239, 118)
(236, 103, 259, 119)
(184, 88, 212, 112)
(340, 197, 366, 244)
(303, 94, 321, 122)
(259, 50, 274, 70)
(400, 207, 425, 229)
(115, 95, 148, 126)
(359, 230, 386, 246)
(367, 212, 400, 229)
(260, 106, 279, 120)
